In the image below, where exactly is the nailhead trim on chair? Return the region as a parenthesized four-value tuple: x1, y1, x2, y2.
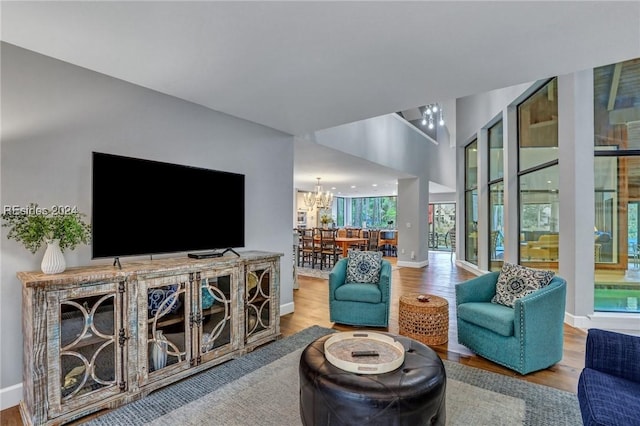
(516, 284, 562, 373)
(519, 302, 526, 372)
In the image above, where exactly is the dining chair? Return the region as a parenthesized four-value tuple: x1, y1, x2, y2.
(367, 229, 380, 251)
(299, 228, 318, 268)
(357, 229, 370, 251)
(429, 231, 437, 249)
(346, 228, 360, 238)
(378, 230, 397, 257)
(319, 228, 342, 270)
(447, 228, 456, 261)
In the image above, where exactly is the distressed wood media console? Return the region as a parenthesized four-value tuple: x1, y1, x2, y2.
(18, 251, 282, 425)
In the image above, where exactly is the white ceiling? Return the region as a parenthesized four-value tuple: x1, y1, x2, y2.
(294, 138, 414, 198)
(3, 1, 640, 197)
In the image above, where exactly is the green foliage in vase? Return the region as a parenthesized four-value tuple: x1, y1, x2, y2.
(1, 203, 91, 253)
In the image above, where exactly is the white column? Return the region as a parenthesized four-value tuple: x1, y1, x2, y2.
(476, 127, 489, 270)
(397, 177, 429, 267)
(503, 105, 519, 264)
(557, 70, 595, 319)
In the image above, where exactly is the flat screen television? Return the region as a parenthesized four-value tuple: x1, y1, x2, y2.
(92, 152, 245, 259)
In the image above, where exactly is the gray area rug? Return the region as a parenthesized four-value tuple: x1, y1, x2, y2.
(296, 267, 330, 279)
(85, 326, 582, 425)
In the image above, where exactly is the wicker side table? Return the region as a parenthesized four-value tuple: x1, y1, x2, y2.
(399, 293, 449, 345)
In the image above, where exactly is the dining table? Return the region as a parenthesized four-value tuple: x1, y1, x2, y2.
(334, 237, 368, 255)
(314, 235, 368, 257)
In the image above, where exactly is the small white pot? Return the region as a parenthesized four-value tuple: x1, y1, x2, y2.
(41, 239, 66, 274)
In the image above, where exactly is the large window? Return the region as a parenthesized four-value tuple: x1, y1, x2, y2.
(519, 165, 559, 265)
(349, 196, 397, 228)
(465, 139, 478, 264)
(518, 79, 559, 270)
(519, 78, 558, 170)
(335, 197, 346, 227)
(488, 120, 504, 271)
(593, 57, 640, 313)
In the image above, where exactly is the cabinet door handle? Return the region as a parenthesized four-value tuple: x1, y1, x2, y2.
(118, 329, 128, 346)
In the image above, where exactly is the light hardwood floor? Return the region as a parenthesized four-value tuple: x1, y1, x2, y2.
(0, 251, 587, 425)
(281, 251, 587, 394)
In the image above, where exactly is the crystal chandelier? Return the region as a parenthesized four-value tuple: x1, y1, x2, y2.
(303, 177, 333, 211)
(421, 103, 445, 130)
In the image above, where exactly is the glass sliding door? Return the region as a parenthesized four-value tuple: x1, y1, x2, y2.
(429, 203, 456, 251)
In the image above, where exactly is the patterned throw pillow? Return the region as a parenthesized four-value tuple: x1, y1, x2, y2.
(492, 263, 555, 307)
(346, 250, 383, 284)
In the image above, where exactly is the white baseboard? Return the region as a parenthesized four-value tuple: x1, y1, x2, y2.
(454, 260, 487, 276)
(280, 301, 294, 316)
(0, 382, 22, 411)
(396, 259, 429, 268)
(565, 311, 640, 333)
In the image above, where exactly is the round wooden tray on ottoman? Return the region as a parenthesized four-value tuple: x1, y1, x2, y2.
(323, 331, 405, 374)
(399, 293, 449, 345)
(299, 331, 446, 426)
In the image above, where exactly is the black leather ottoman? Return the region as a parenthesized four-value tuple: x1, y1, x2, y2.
(299, 333, 446, 425)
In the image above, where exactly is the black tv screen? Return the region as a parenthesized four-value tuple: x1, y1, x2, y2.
(92, 152, 245, 259)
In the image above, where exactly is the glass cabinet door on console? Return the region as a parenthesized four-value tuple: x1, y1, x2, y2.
(197, 267, 239, 364)
(245, 260, 279, 344)
(137, 273, 192, 386)
(46, 280, 127, 418)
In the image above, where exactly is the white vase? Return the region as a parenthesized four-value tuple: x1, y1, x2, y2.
(41, 239, 66, 274)
(151, 330, 168, 371)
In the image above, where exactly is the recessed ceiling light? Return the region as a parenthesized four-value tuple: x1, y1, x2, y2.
(372, 184, 378, 187)
(331, 186, 336, 190)
(351, 185, 356, 189)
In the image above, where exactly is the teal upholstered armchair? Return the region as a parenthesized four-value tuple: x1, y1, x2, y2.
(455, 271, 567, 374)
(329, 257, 392, 327)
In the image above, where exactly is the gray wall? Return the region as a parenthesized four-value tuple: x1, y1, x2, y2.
(304, 113, 457, 265)
(456, 82, 534, 141)
(429, 191, 456, 204)
(0, 43, 294, 391)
